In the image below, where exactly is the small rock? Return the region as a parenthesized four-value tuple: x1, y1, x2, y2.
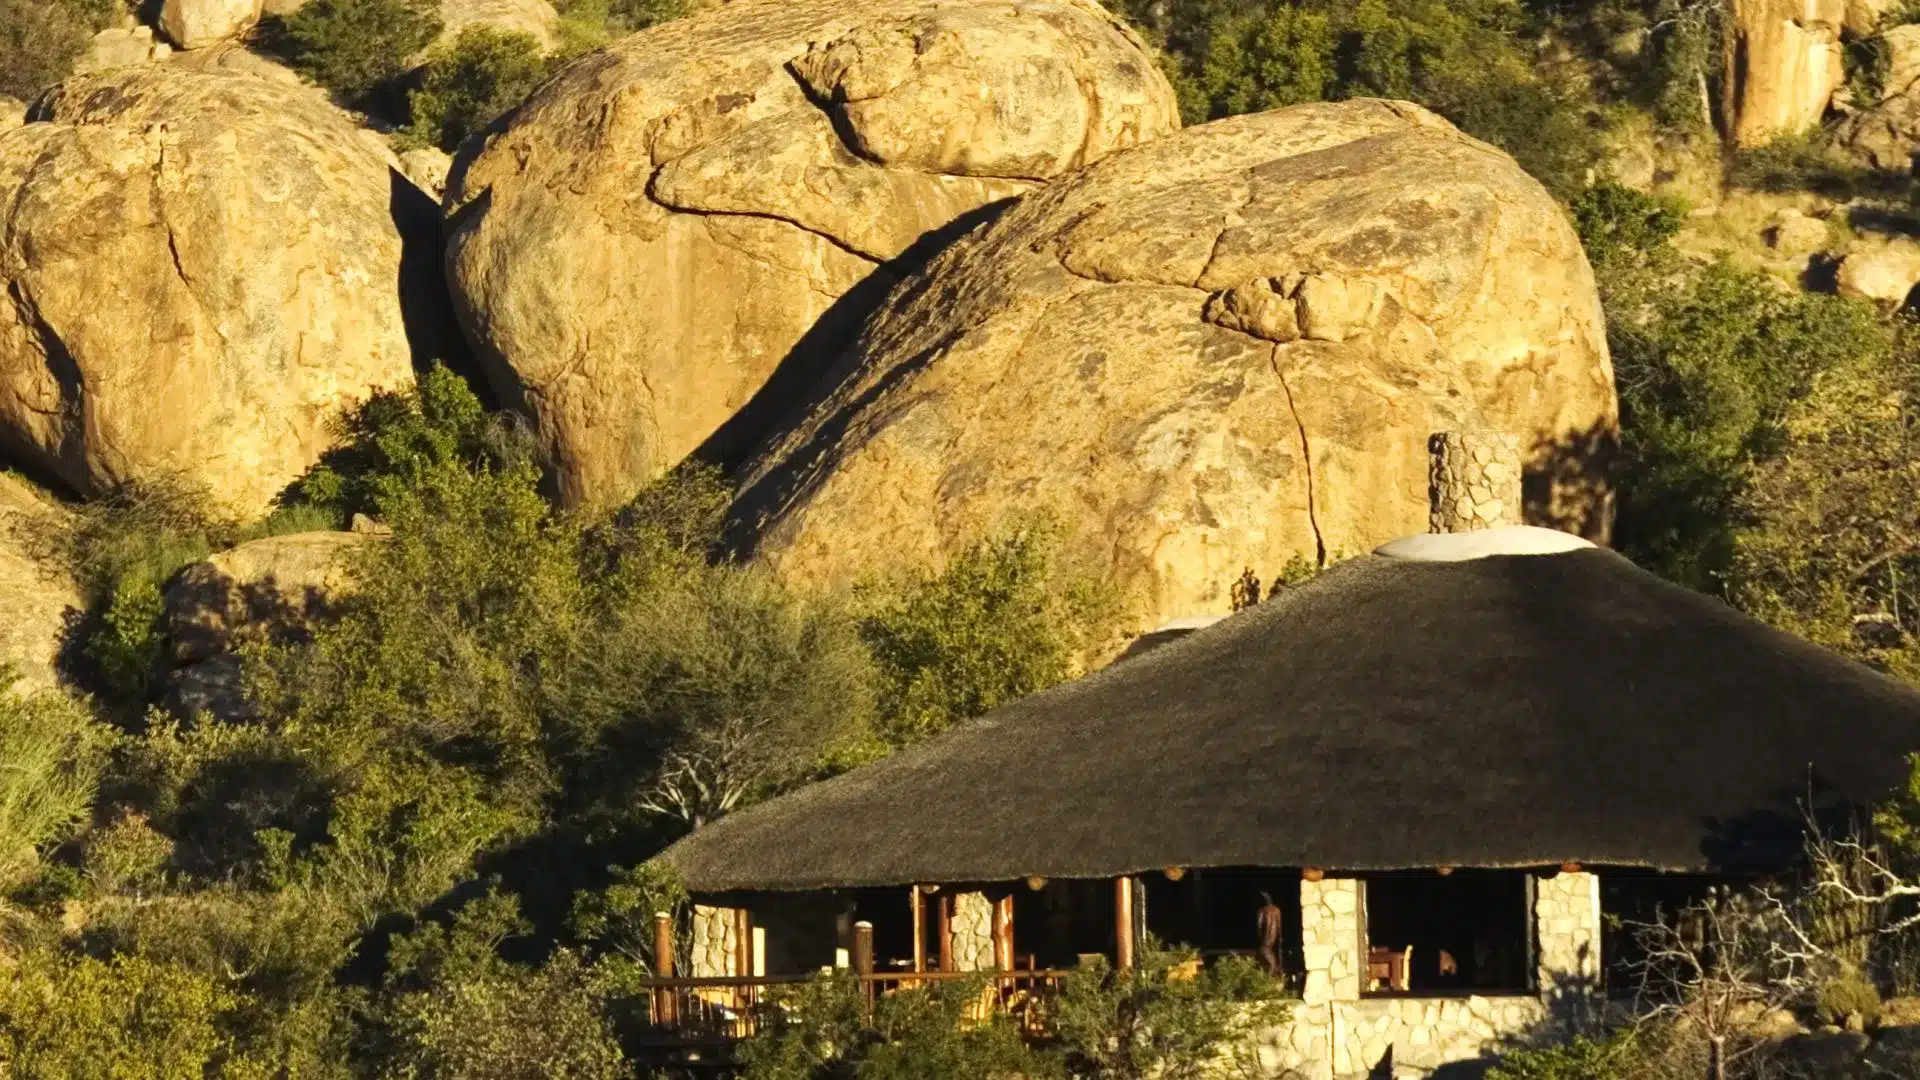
(1767, 209, 1830, 256)
(397, 147, 452, 201)
(161, 0, 264, 48)
(75, 26, 169, 73)
(349, 513, 392, 535)
(1836, 240, 1920, 303)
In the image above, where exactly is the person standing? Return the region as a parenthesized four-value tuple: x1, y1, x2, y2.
(1256, 891, 1284, 977)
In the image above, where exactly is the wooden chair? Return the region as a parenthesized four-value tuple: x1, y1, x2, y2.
(1367, 945, 1412, 992)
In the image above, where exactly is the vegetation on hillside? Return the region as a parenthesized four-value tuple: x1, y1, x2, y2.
(13, 0, 1920, 1075)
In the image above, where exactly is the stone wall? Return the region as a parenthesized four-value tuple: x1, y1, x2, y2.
(950, 891, 995, 972)
(1428, 430, 1523, 533)
(1535, 870, 1602, 1014)
(1257, 872, 1603, 1079)
(1299, 878, 1362, 1005)
(690, 903, 741, 978)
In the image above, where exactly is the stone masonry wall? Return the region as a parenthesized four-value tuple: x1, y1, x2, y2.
(1535, 871, 1602, 1003)
(951, 891, 995, 972)
(1256, 872, 1604, 1079)
(1428, 430, 1523, 533)
(691, 903, 741, 978)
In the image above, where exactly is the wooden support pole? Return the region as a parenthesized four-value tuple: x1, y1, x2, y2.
(853, 921, 875, 976)
(993, 894, 1014, 972)
(1115, 876, 1135, 971)
(734, 907, 752, 977)
(938, 893, 955, 973)
(910, 886, 927, 974)
(653, 911, 675, 1025)
(653, 911, 675, 976)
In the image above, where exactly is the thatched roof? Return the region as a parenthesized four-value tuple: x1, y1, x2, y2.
(662, 535, 1920, 892)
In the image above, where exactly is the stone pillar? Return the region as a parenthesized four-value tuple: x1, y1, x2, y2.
(1429, 430, 1523, 533)
(691, 903, 742, 977)
(1534, 870, 1603, 1022)
(1299, 878, 1362, 1005)
(950, 891, 996, 972)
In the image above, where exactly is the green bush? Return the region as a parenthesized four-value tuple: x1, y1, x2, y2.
(1050, 941, 1289, 1080)
(0, 0, 123, 100)
(1726, 133, 1900, 199)
(857, 521, 1121, 746)
(405, 25, 554, 152)
(0, 950, 249, 1079)
(1121, 0, 1606, 197)
(378, 892, 627, 1080)
(1488, 1030, 1646, 1080)
(736, 971, 1048, 1080)
(1815, 970, 1882, 1028)
(287, 364, 523, 526)
(0, 682, 109, 892)
(1570, 179, 1685, 271)
(264, 0, 443, 102)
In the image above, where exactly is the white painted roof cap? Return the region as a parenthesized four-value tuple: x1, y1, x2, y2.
(1373, 525, 1596, 562)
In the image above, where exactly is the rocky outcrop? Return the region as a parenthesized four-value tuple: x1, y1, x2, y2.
(0, 97, 24, 130)
(1723, 0, 1848, 148)
(0, 67, 443, 517)
(444, 0, 1179, 509)
(164, 531, 370, 663)
(1836, 238, 1920, 302)
(399, 147, 452, 201)
(165, 41, 307, 84)
(160, 0, 263, 49)
(0, 475, 79, 695)
(75, 26, 174, 74)
(161, 530, 372, 719)
(1839, 24, 1920, 171)
(433, 0, 559, 50)
(729, 102, 1617, 629)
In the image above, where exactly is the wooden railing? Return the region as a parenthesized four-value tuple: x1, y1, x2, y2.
(631, 968, 1075, 1047)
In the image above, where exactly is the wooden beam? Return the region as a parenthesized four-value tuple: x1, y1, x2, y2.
(993, 894, 1014, 972)
(1115, 876, 1135, 971)
(910, 886, 926, 974)
(937, 893, 954, 973)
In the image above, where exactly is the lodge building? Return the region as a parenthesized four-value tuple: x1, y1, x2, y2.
(658, 433, 1920, 1078)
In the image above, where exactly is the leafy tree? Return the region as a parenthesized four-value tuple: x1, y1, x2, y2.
(856, 521, 1120, 746)
(405, 25, 554, 153)
(263, 0, 444, 102)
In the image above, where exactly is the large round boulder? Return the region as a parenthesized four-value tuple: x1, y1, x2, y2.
(0, 68, 443, 517)
(729, 101, 1618, 629)
(444, 0, 1179, 510)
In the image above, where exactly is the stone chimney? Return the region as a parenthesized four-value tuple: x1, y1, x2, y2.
(1428, 430, 1522, 534)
